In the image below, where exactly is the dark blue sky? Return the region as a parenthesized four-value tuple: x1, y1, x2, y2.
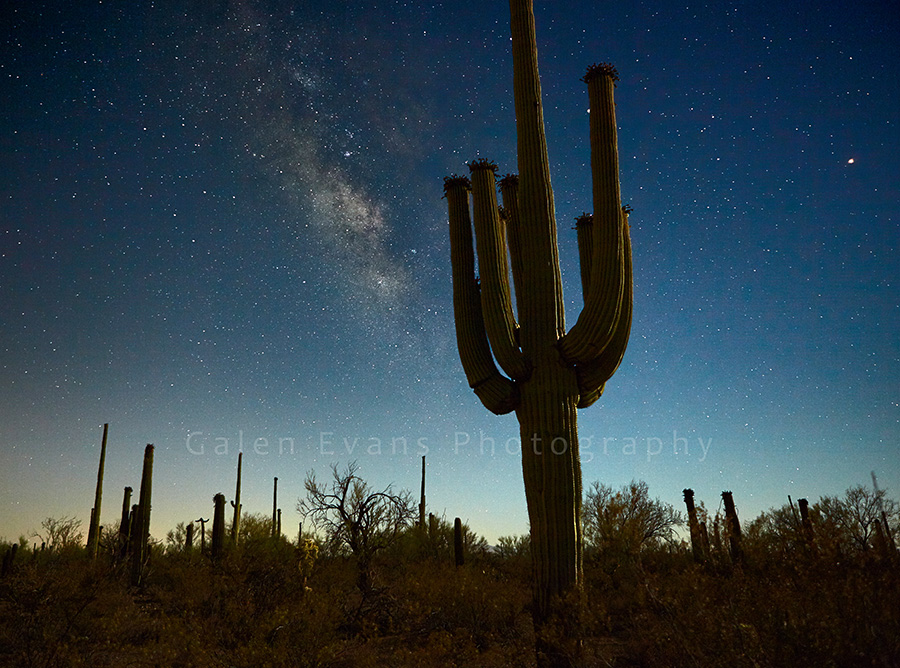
(2, 0, 897, 544)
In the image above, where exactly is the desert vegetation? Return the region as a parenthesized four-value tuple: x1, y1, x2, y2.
(1, 473, 898, 667)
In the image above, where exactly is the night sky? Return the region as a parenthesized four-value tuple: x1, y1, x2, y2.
(2, 0, 897, 545)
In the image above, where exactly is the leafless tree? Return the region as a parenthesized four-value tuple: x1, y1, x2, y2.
(32, 516, 84, 551)
(583, 480, 683, 559)
(298, 461, 415, 593)
(814, 484, 899, 553)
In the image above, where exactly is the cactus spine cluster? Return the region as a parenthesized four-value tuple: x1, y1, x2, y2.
(86, 423, 108, 559)
(444, 0, 632, 641)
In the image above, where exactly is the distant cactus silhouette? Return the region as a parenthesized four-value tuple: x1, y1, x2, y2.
(684, 489, 706, 563)
(453, 517, 464, 567)
(118, 486, 132, 559)
(196, 517, 209, 554)
(418, 455, 427, 529)
(798, 497, 815, 546)
(722, 491, 744, 566)
(86, 423, 108, 559)
(272, 477, 278, 539)
(444, 0, 632, 649)
(211, 493, 226, 559)
(131, 444, 154, 586)
(230, 452, 242, 545)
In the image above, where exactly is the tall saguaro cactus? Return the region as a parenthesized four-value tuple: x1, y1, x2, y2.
(131, 444, 154, 586)
(86, 423, 108, 559)
(444, 0, 632, 657)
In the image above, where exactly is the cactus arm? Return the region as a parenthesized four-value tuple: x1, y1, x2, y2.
(574, 214, 594, 301)
(559, 65, 626, 364)
(446, 176, 519, 415)
(498, 174, 526, 310)
(509, 0, 566, 352)
(469, 160, 530, 381)
(574, 209, 632, 407)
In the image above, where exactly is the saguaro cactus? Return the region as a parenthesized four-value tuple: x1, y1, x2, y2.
(419, 455, 426, 529)
(211, 493, 226, 559)
(453, 517, 465, 568)
(185, 522, 194, 551)
(118, 488, 133, 559)
(272, 476, 279, 538)
(131, 444, 154, 586)
(444, 0, 632, 650)
(86, 423, 109, 559)
(798, 497, 814, 546)
(196, 517, 209, 554)
(230, 452, 242, 545)
(683, 489, 706, 563)
(722, 491, 743, 566)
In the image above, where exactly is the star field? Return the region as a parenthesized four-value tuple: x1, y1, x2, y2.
(1, 0, 897, 544)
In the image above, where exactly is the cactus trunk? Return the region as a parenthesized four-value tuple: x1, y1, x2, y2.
(185, 522, 194, 551)
(453, 517, 464, 567)
(444, 1, 632, 661)
(86, 423, 108, 559)
(130, 444, 154, 586)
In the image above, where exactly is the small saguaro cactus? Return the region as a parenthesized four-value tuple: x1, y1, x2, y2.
(453, 517, 465, 568)
(211, 493, 226, 559)
(130, 444, 154, 586)
(196, 517, 209, 554)
(722, 491, 743, 566)
(231, 452, 243, 545)
(86, 423, 109, 559)
(272, 477, 279, 539)
(443, 0, 632, 649)
(798, 497, 814, 545)
(683, 489, 706, 563)
(185, 521, 194, 551)
(118, 486, 132, 558)
(419, 455, 426, 530)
